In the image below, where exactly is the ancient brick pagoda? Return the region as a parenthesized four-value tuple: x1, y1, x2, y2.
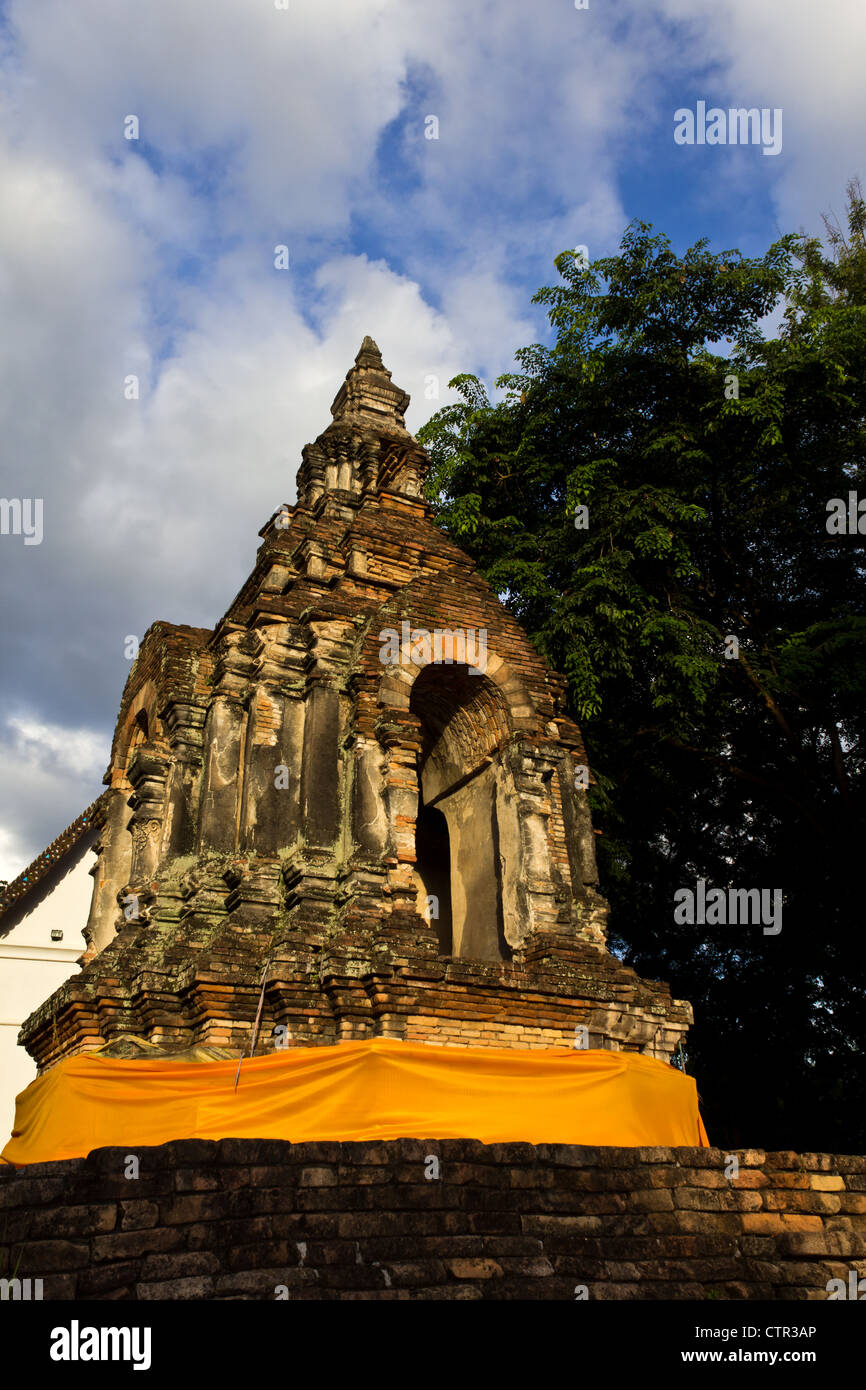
(21, 339, 692, 1070)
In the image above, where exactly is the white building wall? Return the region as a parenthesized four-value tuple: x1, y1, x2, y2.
(0, 837, 96, 1142)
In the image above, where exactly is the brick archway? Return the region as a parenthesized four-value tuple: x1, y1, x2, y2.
(112, 679, 161, 792)
(405, 663, 512, 960)
(376, 639, 538, 734)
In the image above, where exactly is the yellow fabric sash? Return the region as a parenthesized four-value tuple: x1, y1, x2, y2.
(2, 1038, 709, 1165)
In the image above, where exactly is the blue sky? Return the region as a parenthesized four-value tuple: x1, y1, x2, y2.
(0, 0, 864, 879)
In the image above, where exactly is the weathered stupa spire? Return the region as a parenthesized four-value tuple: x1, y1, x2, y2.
(291, 337, 424, 506)
(329, 336, 411, 433)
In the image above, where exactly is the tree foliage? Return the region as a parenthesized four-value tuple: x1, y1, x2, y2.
(418, 183, 866, 1150)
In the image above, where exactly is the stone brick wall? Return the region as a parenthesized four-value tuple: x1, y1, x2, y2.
(2, 1140, 864, 1300)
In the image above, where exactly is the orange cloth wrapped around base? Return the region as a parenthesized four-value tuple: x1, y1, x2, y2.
(1, 1038, 709, 1166)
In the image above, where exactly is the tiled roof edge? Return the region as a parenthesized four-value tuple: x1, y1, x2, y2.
(0, 791, 109, 922)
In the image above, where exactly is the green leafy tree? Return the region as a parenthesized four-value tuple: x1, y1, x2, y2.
(419, 184, 866, 1150)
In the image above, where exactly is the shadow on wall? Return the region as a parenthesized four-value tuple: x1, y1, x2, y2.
(410, 664, 510, 963)
(415, 800, 452, 954)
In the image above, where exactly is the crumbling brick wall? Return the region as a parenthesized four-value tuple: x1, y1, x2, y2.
(2, 1140, 864, 1300)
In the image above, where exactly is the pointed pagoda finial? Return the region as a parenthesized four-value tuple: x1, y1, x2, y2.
(329, 336, 410, 431)
(355, 335, 384, 368)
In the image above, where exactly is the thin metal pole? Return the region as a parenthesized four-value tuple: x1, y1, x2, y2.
(234, 956, 272, 1091)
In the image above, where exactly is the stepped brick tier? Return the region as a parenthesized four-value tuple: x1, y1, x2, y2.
(2, 1141, 865, 1301)
(20, 339, 692, 1072)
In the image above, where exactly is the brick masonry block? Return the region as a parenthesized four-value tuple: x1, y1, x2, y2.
(833, 1156, 866, 1173)
(446, 1257, 503, 1279)
(671, 1148, 727, 1167)
(141, 1251, 221, 1280)
(764, 1151, 805, 1171)
(8, 1238, 91, 1273)
(119, 1199, 160, 1231)
(137, 1275, 216, 1299)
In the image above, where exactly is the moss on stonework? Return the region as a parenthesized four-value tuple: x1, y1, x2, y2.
(160, 854, 198, 882)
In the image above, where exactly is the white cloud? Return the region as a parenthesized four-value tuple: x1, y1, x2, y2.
(0, 717, 108, 880)
(6, 717, 108, 781)
(0, 825, 29, 887)
(657, 0, 866, 233)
